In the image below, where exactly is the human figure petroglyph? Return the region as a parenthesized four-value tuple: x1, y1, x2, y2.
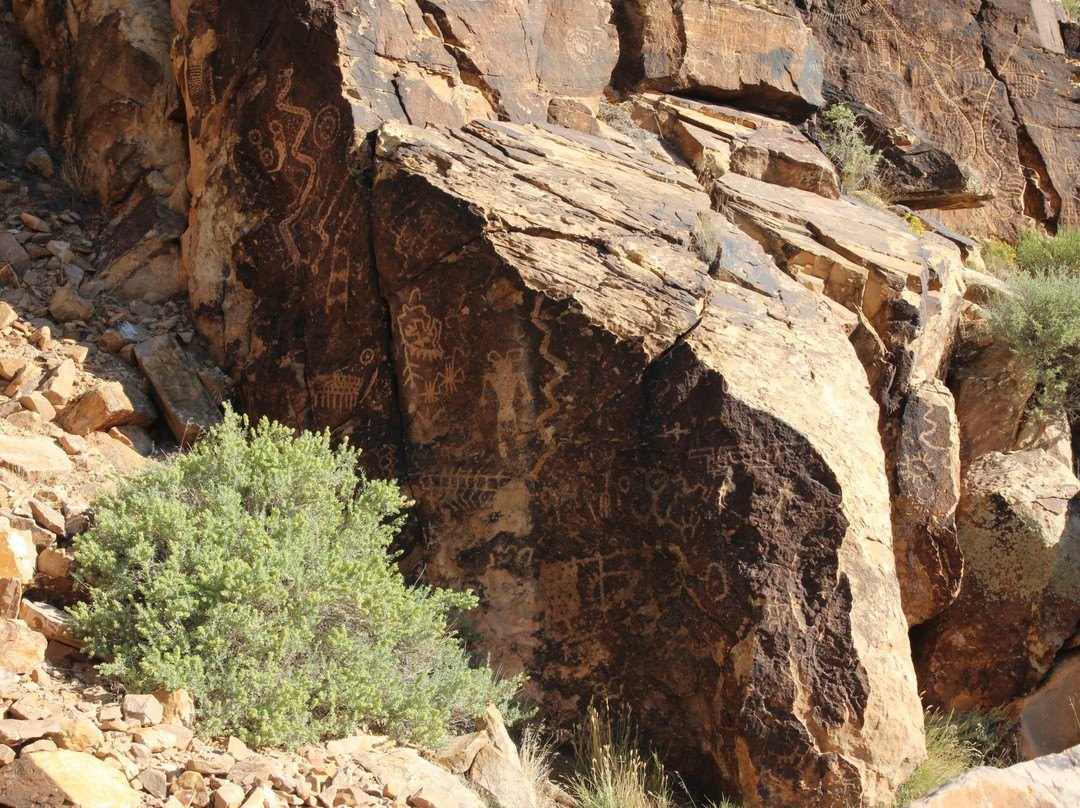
(484, 349, 534, 458)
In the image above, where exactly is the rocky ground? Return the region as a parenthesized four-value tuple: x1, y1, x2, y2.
(0, 103, 538, 808)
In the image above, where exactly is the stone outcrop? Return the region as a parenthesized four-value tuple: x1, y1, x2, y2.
(372, 117, 924, 806)
(612, 0, 825, 115)
(907, 743, 1080, 808)
(807, 0, 1080, 237)
(890, 380, 963, 626)
(914, 446, 1080, 709)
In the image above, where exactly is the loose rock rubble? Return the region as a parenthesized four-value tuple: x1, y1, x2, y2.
(0, 659, 532, 808)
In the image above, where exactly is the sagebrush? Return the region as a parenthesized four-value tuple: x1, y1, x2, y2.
(818, 104, 889, 199)
(1015, 226, 1080, 274)
(985, 263, 1080, 414)
(69, 408, 522, 748)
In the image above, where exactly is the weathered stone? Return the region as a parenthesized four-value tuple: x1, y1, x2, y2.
(28, 499, 65, 537)
(0, 517, 36, 584)
(0, 748, 142, 807)
(96, 321, 147, 354)
(914, 447, 1080, 710)
(139, 768, 170, 800)
(465, 706, 535, 808)
(51, 716, 104, 752)
(123, 693, 164, 727)
(371, 119, 924, 806)
(25, 147, 55, 177)
(153, 688, 195, 728)
(18, 601, 75, 647)
(172, 770, 210, 807)
(908, 743, 1080, 807)
(0, 577, 21, 619)
(212, 781, 246, 808)
(0, 717, 61, 745)
(84, 431, 148, 474)
(890, 380, 963, 627)
(135, 335, 221, 445)
(1018, 649, 1080, 759)
(950, 339, 1037, 468)
(39, 359, 77, 407)
(655, 95, 839, 198)
(0, 233, 30, 270)
(36, 547, 72, 579)
(615, 0, 824, 115)
(0, 434, 73, 478)
(19, 393, 56, 422)
(48, 284, 95, 323)
(0, 618, 46, 674)
(0, 302, 17, 330)
(356, 748, 485, 808)
(58, 381, 157, 436)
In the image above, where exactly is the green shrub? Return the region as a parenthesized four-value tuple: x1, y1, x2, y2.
(894, 709, 1008, 806)
(1015, 226, 1080, 274)
(69, 408, 521, 748)
(985, 265, 1080, 413)
(979, 238, 1017, 279)
(818, 104, 889, 199)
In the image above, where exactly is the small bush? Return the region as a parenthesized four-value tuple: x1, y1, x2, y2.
(818, 104, 889, 199)
(979, 238, 1017, 279)
(1015, 226, 1080, 274)
(985, 265, 1080, 413)
(894, 709, 1008, 806)
(69, 408, 521, 748)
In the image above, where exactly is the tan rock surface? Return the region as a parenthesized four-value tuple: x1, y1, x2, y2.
(0, 618, 46, 674)
(0, 748, 142, 808)
(907, 743, 1080, 808)
(0, 435, 73, 478)
(58, 381, 158, 436)
(134, 335, 221, 445)
(1018, 651, 1080, 760)
(372, 119, 923, 807)
(915, 447, 1080, 709)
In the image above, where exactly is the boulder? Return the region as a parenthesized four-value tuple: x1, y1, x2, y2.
(134, 335, 221, 445)
(0, 434, 73, 478)
(654, 95, 840, 197)
(39, 358, 77, 407)
(890, 380, 963, 626)
(18, 601, 76, 647)
(0, 232, 30, 270)
(1019, 651, 1080, 760)
(84, 431, 148, 474)
(372, 119, 924, 807)
(0, 748, 142, 808)
(0, 518, 36, 584)
(467, 706, 536, 808)
(123, 693, 164, 726)
(950, 339, 1037, 468)
(58, 381, 158, 436)
(0, 577, 20, 619)
(914, 447, 1080, 709)
(907, 743, 1080, 807)
(0, 717, 61, 745)
(355, 748, 485, 808)
(47, 284, 94, 323)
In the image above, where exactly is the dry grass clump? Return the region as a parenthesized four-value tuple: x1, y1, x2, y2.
(893, 709, 1008, 806)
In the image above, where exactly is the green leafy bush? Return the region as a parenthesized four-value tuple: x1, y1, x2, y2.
(69, 408, 521, 748)
(985, 264, 1080, 413)
(818, 104, 889, 199)
(1015, 226, 1080, 274)
(979, 238, 1017, 279)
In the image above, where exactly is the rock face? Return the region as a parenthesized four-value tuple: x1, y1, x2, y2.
(373, 118, 924, 806)
(914, 447, 1080, 709)
(807, 0, 1080, 237)
(613, 0, 825, 115)
(907, 743, 1080, 808)
(890, 380, 963, 627)
(1018, 651, 1080, 759)
(0, 748, 143, 808)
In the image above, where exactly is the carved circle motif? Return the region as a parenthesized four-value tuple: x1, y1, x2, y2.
(313, 105, 343, 149)
(565, 29, 600, 65)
